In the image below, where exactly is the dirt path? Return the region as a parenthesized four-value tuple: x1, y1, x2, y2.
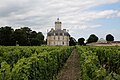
(57, 49, 81, 80)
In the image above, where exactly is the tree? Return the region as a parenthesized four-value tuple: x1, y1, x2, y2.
(29, 31, 44, 46)
(36, 32, 44, 45)
(21, 27, 32, 45)
(14, 29, 28, 46)
(78, 38, 85, 46)
(106, 34, 114, 41)
(0, 26, 16, 46)
(87, 34, 98, 43)
(29, 31, 38, 46)
(0, 26, 45, 46)
(21, 27, 32, 34)
(29, 31, 37, 38)
(69, 37, 77, 46)
(13, 27, 45, 46)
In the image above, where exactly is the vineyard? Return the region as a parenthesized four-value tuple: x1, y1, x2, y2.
(0, 46, 73, 80)
(0, 46, 120, 80)
(77, 46, 120, 80)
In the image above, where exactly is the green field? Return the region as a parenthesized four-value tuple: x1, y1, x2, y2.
(0, 46, 120, 80)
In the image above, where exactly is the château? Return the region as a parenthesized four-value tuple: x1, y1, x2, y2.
(47, 18, 70, 46)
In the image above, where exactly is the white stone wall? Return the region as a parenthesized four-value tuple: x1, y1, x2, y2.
(52, 36, 55, 40)
(55, 36, 58, 40)
(59, 36, 62, 40)
(47, 35, 69, 46)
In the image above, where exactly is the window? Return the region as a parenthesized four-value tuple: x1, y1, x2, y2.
(60, 33, 62, 36)
(58, 36, 60, 40)
(63, 42, 64, 45)
(55, 33, 58, 35)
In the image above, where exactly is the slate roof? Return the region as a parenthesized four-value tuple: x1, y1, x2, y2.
(47, 29, 70, 36)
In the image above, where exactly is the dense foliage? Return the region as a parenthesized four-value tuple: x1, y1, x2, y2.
(78, 38, 85, 46)
(87, 34, 98, 43)
(0, 46, 120, 80)
(0, 26, 44, 46)
(77, 46, 120, 80)
(106, 34, 114, 41)
(69, 37, 77, 46)
(0, 46, 73, 80)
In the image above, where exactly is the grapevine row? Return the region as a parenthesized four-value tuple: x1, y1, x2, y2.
(0, 46, 73, 80)
(77, 46, 120, 80)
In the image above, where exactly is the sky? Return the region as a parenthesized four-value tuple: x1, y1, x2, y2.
(0, 0, 120, 41)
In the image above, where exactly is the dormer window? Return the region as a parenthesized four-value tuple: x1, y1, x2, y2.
(55, 33, 58, 35)
(60, 33, 62, 36)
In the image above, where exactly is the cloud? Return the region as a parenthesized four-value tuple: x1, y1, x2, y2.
(0, 0, 119, 23)
(78, 10, 119, 22)
(117, 12, 120, 17)
(0, 0, 120, 40)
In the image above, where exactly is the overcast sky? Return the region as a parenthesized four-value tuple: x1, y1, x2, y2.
(0, 0, 120, 40)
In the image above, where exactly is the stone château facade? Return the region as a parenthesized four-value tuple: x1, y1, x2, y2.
(47, 18, 70, 46)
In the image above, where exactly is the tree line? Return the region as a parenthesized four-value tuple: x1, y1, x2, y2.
(0, 26, 115, 46)
(0, 26, 44, 46)
(69, 34, 114, 46)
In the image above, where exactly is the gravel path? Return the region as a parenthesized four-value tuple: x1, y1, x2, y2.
(57, 49, 81, 80)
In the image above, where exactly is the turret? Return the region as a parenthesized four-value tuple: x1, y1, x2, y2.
(55, 18, 62, 30)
